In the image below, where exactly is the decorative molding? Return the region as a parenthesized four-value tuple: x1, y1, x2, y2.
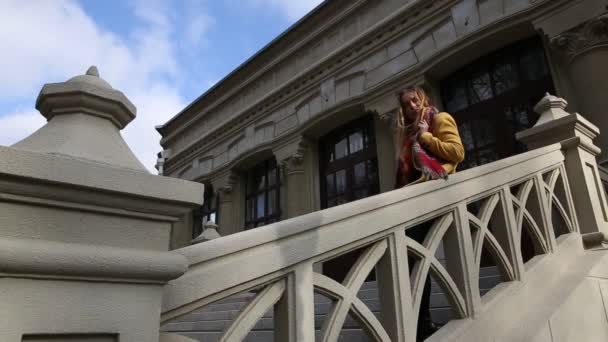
(162, 0, 457, 175)
(365, 92, 399, 128)
(274, 136, 309, 173)
(550, 13, 608, 60)
(163, 0, 550, 176)
(212, 170, 238, 197)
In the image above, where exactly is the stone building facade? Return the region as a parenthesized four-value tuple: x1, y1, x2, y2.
(156, 0, 608, 247)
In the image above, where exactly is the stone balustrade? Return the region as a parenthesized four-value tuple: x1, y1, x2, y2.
(161, 94, 608, 341)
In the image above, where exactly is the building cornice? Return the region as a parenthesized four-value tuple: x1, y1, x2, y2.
(164, 0, 560, 178)
(158, 0, 367, 137)
(163, 0, 457, 175)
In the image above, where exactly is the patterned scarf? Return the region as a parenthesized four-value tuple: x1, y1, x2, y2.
(396, 106, 448, 188)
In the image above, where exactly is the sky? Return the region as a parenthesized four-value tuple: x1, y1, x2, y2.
(0, 0, 324, 172)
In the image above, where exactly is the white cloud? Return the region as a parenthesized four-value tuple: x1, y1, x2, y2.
(252, 0, 324, 22)
(0, 0, 212, 172)
(0, 109, 45, 147)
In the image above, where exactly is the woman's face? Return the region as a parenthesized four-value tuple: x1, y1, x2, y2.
(400, 91, 420, 121)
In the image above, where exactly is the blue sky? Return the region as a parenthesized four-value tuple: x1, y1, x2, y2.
(0, 0, 323, 171)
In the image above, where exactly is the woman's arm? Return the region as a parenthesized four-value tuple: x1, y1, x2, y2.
(418, 113, 465, 163)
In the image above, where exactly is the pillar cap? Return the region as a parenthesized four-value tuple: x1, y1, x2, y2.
(533, 93, 570, 127)
(36, 66, 136, 129)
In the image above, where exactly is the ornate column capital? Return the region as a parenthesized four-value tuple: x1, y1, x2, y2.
(550, 13, 608, 60)
(273, 136, 309, 173)
(365, 93, 399, 129)
(211, 170, 238, 198)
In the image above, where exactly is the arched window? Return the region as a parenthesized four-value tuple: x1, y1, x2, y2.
(441, 36, 555, 170)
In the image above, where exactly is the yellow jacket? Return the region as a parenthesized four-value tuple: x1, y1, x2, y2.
(419, 112, 465, 174)
(395, 112, 465, 184)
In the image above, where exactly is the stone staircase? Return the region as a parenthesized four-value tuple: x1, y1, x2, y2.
(161, 267, 502, 341)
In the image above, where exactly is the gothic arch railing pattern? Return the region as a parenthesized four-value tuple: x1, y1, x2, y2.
(162, 145, 582, 342)
(468, 193, 516, 281)
(314, 240, 391, 342)
(405, 214, 468, 320)
(543, 167, 577, 234)
(510, 178, 550, 255)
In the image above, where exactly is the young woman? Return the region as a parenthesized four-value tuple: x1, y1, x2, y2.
(395, 86, 464, 187)
(395, 86, 465, 341)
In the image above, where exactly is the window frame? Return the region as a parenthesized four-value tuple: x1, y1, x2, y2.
(440, 36, 555, 170)
(319, 115, 380, 209)
(244, 158, 283, 229)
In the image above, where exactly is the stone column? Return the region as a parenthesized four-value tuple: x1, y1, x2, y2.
(366, 93, 399, 192)
(0, 67, 203, 341)
(211, 170, 238, 236)
(516, 93, 608, 235)
(274, 136, 311, 219)
(547, 13, 608, 162)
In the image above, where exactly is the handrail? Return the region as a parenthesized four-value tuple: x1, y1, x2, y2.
(176, 144, 562, 266)
(161, 143, 577, 341)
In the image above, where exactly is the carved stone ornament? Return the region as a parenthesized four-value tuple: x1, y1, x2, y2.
(281, 152, 304, 171)
(550, 13, 608, 60)
(275, 137, 308, 171)
(212, 171, 238, 196)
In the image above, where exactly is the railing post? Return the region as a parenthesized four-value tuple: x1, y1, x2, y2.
(517, 93, 608, 235)
(275, 262, 316, 342)
(499, 186, 527, 281)
(451, 204, 481, 317)
(376, 231, 416, 342)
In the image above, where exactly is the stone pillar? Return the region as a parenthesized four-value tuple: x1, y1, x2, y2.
(0, 67, 204, 341)
(516, 93, 608, 235)
(274, 136, 311, 219)
(547, 13, 608, 162)
(366, 94, 399, 192)
(212, 170, 238, 236)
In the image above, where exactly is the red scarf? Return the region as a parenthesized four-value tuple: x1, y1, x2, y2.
(396, 107, 448, 188)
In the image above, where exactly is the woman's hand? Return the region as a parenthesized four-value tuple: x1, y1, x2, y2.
(418, 119, 429, 134)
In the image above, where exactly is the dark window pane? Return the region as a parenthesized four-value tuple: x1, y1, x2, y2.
(354, 162, 366, 186)
(267, 166, 277, 187)
(326, 173, 336, 197)
(209, 194, 217, 210)
(327, 198, 337, 208)
(473, 119, 496, 147)
(336, 195, 348, 205)
(493, 59, 519, 95)
(246, 199, 254, 222)
(349, 131, 364, 154)
(336, 169, 347, 194)
(354, 188, 369, 200)
(257, 173, 266, 191)
(256, 193, 265, 218)
(268, 190, 276, 215)
(327, 145, 335, 163)
(478, 149, 499, 165)
(335, 138, 348, 160)
(520, 48, 548, 81)
(445, 79, 468, 112)
(367, 160, 378, 184)
(469, 69, 493, 103)
(459, 122, 475, 151)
